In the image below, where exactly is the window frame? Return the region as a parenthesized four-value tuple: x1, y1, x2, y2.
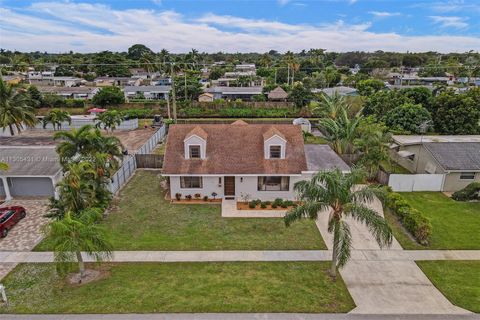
(459, 172, 476, 180)
(180, 176, 203, 189)
(269, 145, 282, 159)
(257, 176, 290, 191)
(188, 145, 201, 159)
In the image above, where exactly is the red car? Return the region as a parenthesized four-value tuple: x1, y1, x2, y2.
(0, 206, 26, 238)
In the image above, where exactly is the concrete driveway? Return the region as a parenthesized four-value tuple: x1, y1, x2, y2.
(315, 196, 469, 315)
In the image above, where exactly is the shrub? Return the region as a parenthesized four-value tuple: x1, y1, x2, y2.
(248, 201, 256, 209)
(203, 196, 209, 201)
(386, 192, 432, 245)
(273, 198, 283, 206)
(280, 203, 288, 208)
(271, 203, 278, 209)
(185, 194, 192, 200)
(284, 200, 294, 207)
(265, 201, 271, 205)
(452, 182, 480, 201)
(260, 203, 267, 209)
(175, 193, 182, 201)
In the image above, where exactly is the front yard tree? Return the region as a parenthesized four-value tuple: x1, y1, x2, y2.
(95, 110, 123, 132)
(44, 208, 112, 281)
(284, 168, 393, 279)
(43, 108, 71, 131)
(0, 78, 37, 135)
(356, 79, 385, 96)
(92, 87, 125, 106)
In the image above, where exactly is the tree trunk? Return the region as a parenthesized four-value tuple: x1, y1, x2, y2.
(330, 224, 339, 280)
(8, 124, 14, 136)
(76, 251, 86, 280)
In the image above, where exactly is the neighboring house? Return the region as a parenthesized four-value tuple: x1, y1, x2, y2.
(162, 121, 349, 201)
(268, 86, 288, 101)
(391, 135, 480, 191)
(28, 74, 83, 87)
(388, 75, 454, 86)
(198, 92, 214, 102)
(205, 86, 263, 101)
(153, 77, 172, 86)
(2, 75, 24, 85)
(0, 146, 62, 200)
(37, 86, 99, 99)
(94, 77, 141, 87)
(123, 85, 171, 100)
(314, 86, 358, 97)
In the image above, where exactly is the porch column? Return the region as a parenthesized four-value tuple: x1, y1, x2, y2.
(1, 177, 12, 201)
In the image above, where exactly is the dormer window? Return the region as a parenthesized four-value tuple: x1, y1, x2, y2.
(269, 146, 282, 159)
(189, 145, 201, 159)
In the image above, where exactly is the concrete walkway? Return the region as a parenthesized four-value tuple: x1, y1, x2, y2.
(1, 250, 480, 263)
(315, 196, 469, 315)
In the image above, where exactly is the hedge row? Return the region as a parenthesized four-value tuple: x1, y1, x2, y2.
(386, 192, 432, 245)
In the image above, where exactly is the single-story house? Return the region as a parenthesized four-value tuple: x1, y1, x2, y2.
(29, 76, 83, 87)
(198, 92, 214, 102)
(37, 86, 99, 99)
(123, 85, 171, 100)
(0, 146, 62, 200)
(204, 86, 263, 101)
(94, 77, 141, 87)
(391, 135, 480, 191)
(162, 121, 349, 201)
(268, 86, 288, 101)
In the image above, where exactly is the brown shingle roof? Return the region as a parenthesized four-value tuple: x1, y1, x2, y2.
(163, 124, 307, 175)
(185, 126, 208, 140)
(263, 126, 286, 141)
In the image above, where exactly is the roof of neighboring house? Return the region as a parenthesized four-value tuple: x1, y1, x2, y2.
(393, 135, 480, 146)
(304, 144, 350, 172)
(163, 123, 307, 175)
(314, 86, 357, 96)
(0, 147, 61, 177)
(268, 86, 288, 100)
(205, 86, 263, 95)
(37, 86, 98, 94)
(423, 142, 480, 171)
(199, 92, 214, 97)
(123, 85, 171, 93)
(2, 75, 23, 81)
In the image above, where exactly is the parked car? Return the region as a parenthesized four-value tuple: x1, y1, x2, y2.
(0, 206, 26, 237)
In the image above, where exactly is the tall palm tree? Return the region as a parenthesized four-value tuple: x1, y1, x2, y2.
(95, 110, 123, 133)
(0, 78, 37, 135)
(285, 168, 393, 279)
(43, 208, 112, 281)
(42, 108, 71, 131)
(355, 122, 392, 179)
(318, 92, 350, 120)
(54, 125, 96, 166)
(319, 110, 361, 155)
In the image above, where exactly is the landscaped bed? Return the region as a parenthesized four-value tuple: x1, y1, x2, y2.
(393, 192, 480, 249)
(34, 171, 325, 251)
(417, 261, 480, 313)
(237, 198, 298, 210)
(0, 262, 355, 313)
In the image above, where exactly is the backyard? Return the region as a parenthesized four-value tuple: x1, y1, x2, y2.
(0, 262, 354, 313)
(389, 192, 480, 249)
(417, 261, 480, 313)
(68, 170, 325, 250)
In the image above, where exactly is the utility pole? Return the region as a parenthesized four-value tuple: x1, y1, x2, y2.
(274, 68, 277, 85)
(184, 71, 187, 101)
(170, 63, 177, 122)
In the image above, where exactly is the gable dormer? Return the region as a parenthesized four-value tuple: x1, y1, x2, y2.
(263, 127, 286, 159)
(184, 126, 207, 159)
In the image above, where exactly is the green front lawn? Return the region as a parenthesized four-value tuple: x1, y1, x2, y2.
(417, 261, 480, 313)
(55, 170, 324, 250)
(397, 192, 480, 249)
(0, 262, 355, 313)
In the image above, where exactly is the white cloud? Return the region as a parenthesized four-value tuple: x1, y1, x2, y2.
(151, 0, 162, 5)
(430, 15, 469, 29)
(369, 11, 401, 17)
(277, 0, 290, 6)
(0, 2, 478, 53)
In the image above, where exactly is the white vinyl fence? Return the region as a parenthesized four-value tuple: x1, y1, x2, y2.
(388, 174, 445, 192)
(108, 125, 166, 194)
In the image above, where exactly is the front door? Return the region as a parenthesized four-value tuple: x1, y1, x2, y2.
(224, 176, 235, 198)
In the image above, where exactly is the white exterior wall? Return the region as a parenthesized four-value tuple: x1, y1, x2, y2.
(169, 174, 308, 201)
(184, 135, 206, 159)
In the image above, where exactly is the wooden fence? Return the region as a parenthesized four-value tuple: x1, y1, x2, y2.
(135, 154, 164, 169)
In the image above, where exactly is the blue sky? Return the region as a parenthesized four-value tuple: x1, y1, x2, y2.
(0, 0, 479, 52)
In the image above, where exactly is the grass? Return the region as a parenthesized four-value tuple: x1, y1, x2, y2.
(152, 143, 166, 155)
(417, 261, 480, 313)
(304, 134, 328, 144)
(0, 262, 355, 313)
(396, 192, 480, 249)
(36, 170, 324, 251)
(380, 160, 411, 174)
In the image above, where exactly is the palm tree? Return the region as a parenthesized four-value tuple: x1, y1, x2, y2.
(285, 168, 393, 279)
(54, 125, 96, 166)
(0, 78, 37, 135)
(319, 92, 350, 120)
(42, 108, 71, 131)
(95, 110, 123, 132)
(43, 208, 112, 281)
(319, 110, 361, 155)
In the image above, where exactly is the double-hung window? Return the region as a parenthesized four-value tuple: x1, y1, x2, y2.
(189, 145, 201, 159)
(180, 176, 203, 188)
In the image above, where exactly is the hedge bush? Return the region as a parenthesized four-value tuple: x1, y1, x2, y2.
(386, 192, 432, 245)
(452, 182, 480, 201)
